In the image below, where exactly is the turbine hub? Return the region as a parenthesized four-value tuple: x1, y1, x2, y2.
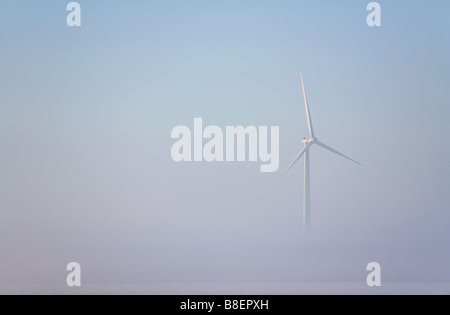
(302, 137, 316, 144)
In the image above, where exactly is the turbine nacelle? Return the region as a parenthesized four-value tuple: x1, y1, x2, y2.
(302, 137, 316, 145)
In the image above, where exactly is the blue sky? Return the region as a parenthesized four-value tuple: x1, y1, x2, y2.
(0, 1, 449, 292)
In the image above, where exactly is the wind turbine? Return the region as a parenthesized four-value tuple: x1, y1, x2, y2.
(282, 73, 361, 230)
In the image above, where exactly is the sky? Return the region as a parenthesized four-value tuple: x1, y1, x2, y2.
(0, 1, 449, 293)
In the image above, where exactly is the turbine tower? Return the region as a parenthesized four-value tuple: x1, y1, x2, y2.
(282, 74, 361, 230)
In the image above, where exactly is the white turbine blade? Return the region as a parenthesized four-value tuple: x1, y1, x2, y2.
(301, 73, 314, 138)
(316, 141, 361, 166)
(281, 143, 312, 178)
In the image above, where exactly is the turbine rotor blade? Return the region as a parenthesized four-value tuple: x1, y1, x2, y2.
(281, 143, 312, 178)
(301, 73, 314, 138)
(316, 141, 362, 166)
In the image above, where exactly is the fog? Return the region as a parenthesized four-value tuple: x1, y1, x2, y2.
(0, 1, 449, 293)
